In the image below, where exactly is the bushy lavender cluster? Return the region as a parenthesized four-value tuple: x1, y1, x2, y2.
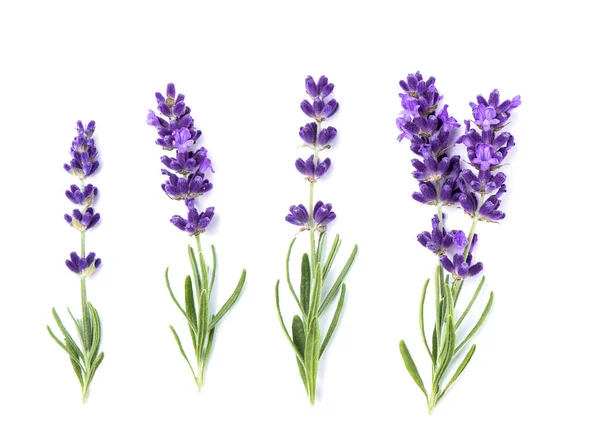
(147, 83, 215, 236)
(286, 76, 338, 231)
(64, 121, 101, 276)
(457, 90, 521, 222)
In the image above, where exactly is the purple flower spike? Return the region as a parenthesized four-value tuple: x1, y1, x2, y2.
(161, 170, 213, 200)
(65, 251, 101, 277)
(171, 198, 215, 236)
(295, 155, 331, 181)
(285, 204, 310, 229)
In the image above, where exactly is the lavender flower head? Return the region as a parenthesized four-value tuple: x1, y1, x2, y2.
(287, 75, 339, 232)
(64, 120, 100, 179)
(458, 89, 521, 221)
(148, 83, 215, 234)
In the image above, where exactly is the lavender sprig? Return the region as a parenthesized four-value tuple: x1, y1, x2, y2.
(48, 121, 104, 403)
(275, 76, 358, 405)
(396, 72, 520, 413)
(147, 83, 246, 392)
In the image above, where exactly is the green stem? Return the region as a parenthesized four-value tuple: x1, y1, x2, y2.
(308, 121, 321, 274)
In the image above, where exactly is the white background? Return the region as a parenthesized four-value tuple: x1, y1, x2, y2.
(0, 1, 597, 420)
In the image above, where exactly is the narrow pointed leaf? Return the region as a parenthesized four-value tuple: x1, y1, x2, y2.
(440, 344, 476, 400)
(208, 269, 246, 330)
(399, 340, 428, 398)
(52, 308, 84, 360)
(292, 315, 306, 357)
(454, 291, 494, 354)
(47, 326, 69, 354)
(300, 253, 311, 314)
(316, 231, 326, 263)
(455, 276, 486, 329)
(198, 289, 209, 354)
(89, 351, 105, 384)
(319, 244, 357, 315)
(88, 302, 102, 362)
(304, 316, 320, 403)
(209, 245, 217, 295)
(188, 245, 202, 291)
(320, 283, 346, 357)
(69, 357, 84, 388)
(199, 251, 209, 292)
(169, 325, 196, 378)
(184, 275, 198, 339)
(284, 237, 302, 313)
(275, 280, 305, 364)
(322, 234, 340, 279)
(308, 263, 323, 321)
(204, 327, 216, 364)
(67, 307, 84, 345)
(165, 267, 198, 336)
(296, 357, 308, 393)
(419, 278, 433, 360)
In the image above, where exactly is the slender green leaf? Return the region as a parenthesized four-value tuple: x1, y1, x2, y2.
(399, 340, 428, 398)
(296, 357, 308, 393)
(300, 253, 311, 314)
(305, 316, 320, 403)
(439, 344, 476, 400)
(199, 251, 209, 293)
(320, 283, 346, 357)
(188, 245, 202, 291)
(455, 276, 486, 329)
(89, 351, 105, 384)
(88, 302, 102, 362)
(433, 309, 456, 388)
(431, 326, 438, 361)
(316, 231, 326, 263)
(64, 340, 85, 372)
(454, 291, 494, 355)
(66, 307, 84, 345)
(204, 328, 216, 364)
(308, 263, 323, 321)
(69, 357, 84, 388)
(169, 325, 196, 378)
(208, 269, 246, 330)
(275, 280, 305, 364)
(319, 244, 357, 316)
(322, 234, 340, 279)
(184, 275, 198, 339)
(292, 315, 306, 357)
(210, 245, 217, 295)
(47, 326, 69, 354)
(198, 289, 209, 355)
(284, 237, 303, 313)
(419, 278, 433, 360)
(165, 268, 198, 336)
(52, 308, 84, 360)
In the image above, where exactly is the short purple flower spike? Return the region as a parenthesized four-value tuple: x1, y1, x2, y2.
(149, 83, 215, 234)
(295, 155, 331, 181)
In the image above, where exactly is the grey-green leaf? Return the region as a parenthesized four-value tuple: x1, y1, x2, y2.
(319, 244, 357, 316)
(169, 325, 196, 378)
(184, 275, 198, 338)
(419, 278, 433, 360)
(304, 316, 320, 403)
(399, 340, 428, 398)
(208, 269, 246, 330)
(300, 253, 311, 314)
(320, 283, 346, 358)
(292, 315, 306, 357)
(275, 280, 305, 363)
(454, 291, 494, 354)
(188, 245, 201, 291)
(440, 344, 476, 400)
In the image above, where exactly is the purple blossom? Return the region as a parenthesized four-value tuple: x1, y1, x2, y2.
(439, 252, 483, 280)
(64, 123, 100, 179)
(416, 215, 456, 255)
(299, 122, 318, 145)
(295, 155, 331, 181)
(285, 204, 310, 229)
(301, 98, 339, 121)
(64, 207, 100, 231)
(305, 75, 335, 100)
(65, 184, 98, 207)
(65, 251, 101, 276)
(161, 170, 212, 200)
(161, 148, 214, 175)
(313, 201, 336, 231)
(469, 89, 521, 131)
(171, 198, 215, 236)
(318, 126, 337, 146)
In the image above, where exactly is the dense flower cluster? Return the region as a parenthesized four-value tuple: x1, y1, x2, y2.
(457, 90, 521, 222)
(148, 83, 215, 235)
(64, 121, 101, 275)
(287, 76, 338, 230)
